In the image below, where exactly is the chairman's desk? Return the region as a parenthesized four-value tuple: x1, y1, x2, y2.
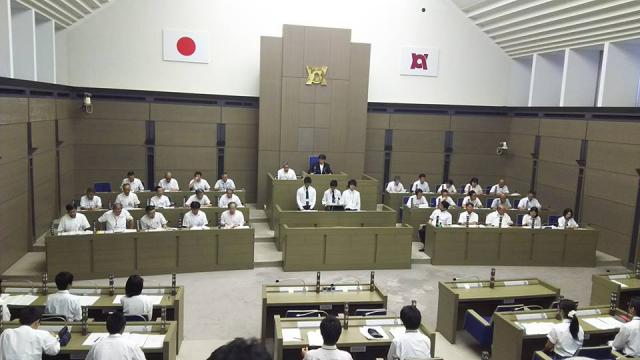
(95, 190, 246, 209)
(46, 228, 255, 279)
(425, 223, 598, 266)
(274, 315, 437, 360)
(437, 279, 559, 344)
(261, 283, 387, 339)
(591, 271, 640, 307)
(0, 321, 177, 360)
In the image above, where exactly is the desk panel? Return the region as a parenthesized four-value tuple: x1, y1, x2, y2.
(80, 207, 250, 229)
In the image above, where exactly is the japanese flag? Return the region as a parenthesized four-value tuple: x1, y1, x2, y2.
(162, 29, 210, 63)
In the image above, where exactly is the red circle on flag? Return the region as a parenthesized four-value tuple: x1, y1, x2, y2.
(176, 37, 196, 56)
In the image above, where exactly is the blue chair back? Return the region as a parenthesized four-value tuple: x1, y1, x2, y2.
(515, 199, 521, 208)
(308, 156, 319, 172)
(516, 214, 524, 226)
(94, 182, 112, 193)
(402, 196, 410, 205)
(430, 198, 437, 207)
(548, 215, 560, 226)
(486, 198, 494, 208)
(457, 198, 464, 207)
(485, 186, 491, 194)
(463, 311, 493, 349)
(574, 346, 614, 359)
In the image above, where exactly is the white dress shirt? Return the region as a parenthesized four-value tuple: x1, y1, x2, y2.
(406, 195, 429, 208)
(158, 178, 179, 191)
(277, 168, 297, 180)
(429, 209, 452, 226)
(140, 213, 168, 230)
(522, 214, 542, 228)
(220, 210, 245, 228)
(518, 197, 541, 210)
(218, 194, 242, 208)
(458, 212, 479, 225)
(303, 345, 353, 360)
(187, 194, 211, 207)
(547, 319, 584, 357)
(386, 182, 406, 193)
(322, 188, 342, 206)
(0, 325, 60, 360)
(464, 184, 484, 194)
(1, 301, 8, 321)
(97, 209, 133, 231)
(121, 295, 154, 320)
(436, 196, 455, 208)
(57, 213, 90, 233)
(437, 184, 457, 193)
(189, 178, 211, 191)
(612, 316, 640, 356)
(387, 330, 432, 360)
(85, 333, 146, 360)
(490, 184, 510, 194)
(115, 192, 140, 210)
(490, 198, 512, 209)
(411, 180, 430, 193)
(296, 186, 317, 210)
(342, 189, 361, 211)
(214, 179, 236, 191)
(80, 195, 102, 210)
(122, 178, 144, 192)
(149, 195, 171, 208)
(485, 211, 513, 227)
(462, 196, 483, 208)
(558, 217, 579, 229)
(182, 211, 208, 228)
(45, 290, 82, 321)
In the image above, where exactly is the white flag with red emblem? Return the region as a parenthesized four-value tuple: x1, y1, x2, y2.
(162, 29, 210, 63)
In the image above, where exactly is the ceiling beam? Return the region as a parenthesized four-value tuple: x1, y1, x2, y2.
(466, 0, 520, 18)
(80, 0, 101, 9)
(473, 0, 558, 24)
(57, 0, 87, 16)
(65, 0, 91, 14)
(40, 0, 80, 22)
(508, 30, 640, 57)
(17, 0, 72, 26)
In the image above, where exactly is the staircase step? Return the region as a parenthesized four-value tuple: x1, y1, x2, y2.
(254, 242, 282, 268)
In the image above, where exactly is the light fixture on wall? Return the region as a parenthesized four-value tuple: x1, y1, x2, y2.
(496, 141, 508, 156)
(82, 93, 93, 114)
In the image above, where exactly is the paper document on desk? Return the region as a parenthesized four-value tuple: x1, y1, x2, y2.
(76, 296, 100, 307)
(297, 320, 321, 328)
(5, 294, 38, 306)
(124, 333, 148, 347)
(282, 328, 302, 342)
(82, 333, 109, 346)
(365, 319, 396, 326)
(515, 322, 555, 335)
(611, 280, 629, 288)
(504, 280, 529, 287)
(307, 330, 323, 346)
(279, 287, 305, 293)
(113, 295, 163, 305)
(40, 325, 72, 333)
(360, 326, 389, 340)
(143, 335, 165, 349)
(142, 288, 165, 295)
(583, 317, 623, 330)
(455, 283, 483, 289)
(125, 325, 152, 333)
(608, 274, 630, 280)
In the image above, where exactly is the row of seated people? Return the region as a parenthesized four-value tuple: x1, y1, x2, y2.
(387, 175, 512, 195)
(295, 177, 362, 211)
(275, 154, 334, 180)
(119, 171, 237, 193)
(406, 189, 542, 210)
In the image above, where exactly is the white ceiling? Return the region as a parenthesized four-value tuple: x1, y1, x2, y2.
(13, 0, 111, 29)
(451, 0, 640, 57)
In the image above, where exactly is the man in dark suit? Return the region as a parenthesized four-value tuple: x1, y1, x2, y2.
(309, 154, 333, 174)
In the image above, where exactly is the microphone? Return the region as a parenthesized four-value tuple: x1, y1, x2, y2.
(136, 220, 141, 232)
(452, 276, 481, 282)
(275, 278, 307, 292)
(93, 221, 97, 234)
(171, 273, 177, 296)
(343, 303, 349, 329)
(610, 291, 618, 316)
(42, 273, 48, 295)
(161, 307, 168, 334)
(489, 268, 496, 289)
(81, 306, 88, 336)
(466, 214, 470, 228)
(108, 273, 115, 296)
(411, 299, 417, 307)
(370, 271, 375, 292)
(316, 272, 321, 294)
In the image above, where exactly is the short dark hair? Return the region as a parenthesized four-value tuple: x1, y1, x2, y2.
(468, 190, 476, 196)
(19, 307, 43, 325)
(441, 201, 450, 209)
(563, 208, 573, 217)
(630, 297, 640, 313)
(145, 205, 155, 212)
(529, 206, 539, 216)
(441, 189, 449, 194)
(106, 311, 126, 335)
(55, 271, 74, 290)
(155, 185, 162, 191)
(470, 177, 479, 184)
(418, 173, 426, 178)
(446, 179, 454, 185)
(347, 179, 357, 187)
(466, 202, 474, 208)
(65, 203, 75, 212)
(393, 176, 401, 181)
(400, 305, 422, 330)
(318, 154, 327, 160)
(330, 180, 338, 187)
(529, 190, 536, 196)
(415, 189, 423, 195)
(122, 183, 130, 190)
(190, 201, 201, 209)
(194, 171, 202, 176)
(303, 176, 312, 184)
(86, 187, 95, 194)
(319, 315, 342, 346)
(195, 188, 204, 194)
(125, 275, 144, 297)
(228, 202, 237, 209)
(127, 171, 135, 176)
(207, 338, 271, 360)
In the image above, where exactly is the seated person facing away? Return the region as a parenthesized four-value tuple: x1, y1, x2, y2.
(612, 297, 640, 357)
(277, 162, 297, 180)
(0, 307, 60, 359)
(518, 191, 542, 210)
(45, 271, 82, 321)
(86, 311, 145, 360)
(301, 315, 353, 360)
(122, 171, 144, 192)
(490, 178, 510, 195)
(386, 176, 406, 193)
(220, 202, 246, 229)
(462, 190, 483, 208)
(558, 208, 579, 229)
(189, 171, 211, 191)
(406, 189, 429, 208)
(522, 207, 542, 228)
(218, 188, 243, 208)
(57, 204, 90, 234)
(464, 177, 484, 195)
(207, 337, 271, 360)
(309, 153, 332, 175)
(187, 189, 212, 207)
(214, 173, 236, 191)
(490, 193, 512, 210)
(140, 206, 168, 230)
(387, 305, 431, 360)
(437, 179, 457, 194)
(98, 203, 133, 231)
(115, 183, 140, 210)
(429, 200, 452, 227)
(182, 201, 208, 228)
(485, 205, 513, 227)
(543, 299, 584, 359)
(120, 275, 154, 320)
(458, 203, 479, 226)
(411, 173, 430, 193)
(80, 187, 102, 210)
(342, 179, 361, 211)
(158, 171, 179, 191)
(322, 180, 342, 209)
(149, 186, 172, 208)
(436, 189, 456, 208)
(296, 177, 316, 210)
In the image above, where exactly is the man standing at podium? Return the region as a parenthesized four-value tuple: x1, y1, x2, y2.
(322, 180, 342, 209)
(297, 177, 316, 210)
(309, 154, 332, 174)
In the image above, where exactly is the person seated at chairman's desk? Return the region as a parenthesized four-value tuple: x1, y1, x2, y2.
(308, 153, 332, 174)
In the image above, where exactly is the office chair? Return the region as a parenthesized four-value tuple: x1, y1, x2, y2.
(125, 314, 149, 322)
(516, 214, 524, 226)
(456, 198, 464, 207)
(354, 308, 387, 317)
(486, 198, 494, 208)
(485, 186, 491, 194)
(430, 198, 437, 207)
(94, 182, 112, 193)
(308, 156, 319, 172)
(547, 215, 560, 226)
(41, 314, 68, 322)
(463, 304, 525, 349)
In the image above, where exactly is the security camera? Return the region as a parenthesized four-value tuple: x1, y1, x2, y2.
(496, 141, 508, 156)
(82, 93, 93, 114)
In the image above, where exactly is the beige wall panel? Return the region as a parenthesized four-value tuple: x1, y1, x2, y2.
(297, 103, 314, 127)
(315, 82, 332, 104)
(225, 147, 258, 171)
(32, 150, 56, 187)
(364, 151, 384, 174)
(367, 113, 390, 130)
(221, 107, 257, 125)
(450, 154, 505, 179)
(507, 133, 535, 157)
(298, 77, 316, 104)
(509, 117, 539, 135)
(0, 194, 29, 272)
(392, 130, 444, 153)
(151, 103, 220, 123)
(582, 195, 634, 235)
(282, 25, 306, 78)
(504, 177, 530, 195)
(328, 28, 351, 80)
(31, 120, 55, 151)
(229, 170, 257, 202)
(345, 43, 370, 154)
(329, 80, 349, 151)
(313, 128, 329, 152)
(73, 119, 145, 145)
(365, 129, 385, 151)
(0, 123, 27, 164)
(535, 184, 575, 213)
(29, 98, 56, 122)
(155, 146, 217, 171)
(315, 103, 331, 129)
(258, 36, 283, 152)
(57, 118, 74, 144)
(226, 124, 258, 148)
(588, 141, 640, 175)
(280, 77, 301, 152)
(279, 152, 311, 175)
(539, 118, 586, 139)
(587, 120, 640, 145)
(539, 136, 581, 165)
(454, 131, 509, 155)
(391, 152, 443, 175)
(59, 144, 74, 174)
(297, 128, 314, 152)
(451, 115, 510, 133)
(55, 99, 78, 120)
(59, 171, 76, 207)
(0, 97, 28, 125)
(390, 114, 450, 131)
(75, 144, 146, 170)
(588, 227, 629, 260)
(81, 100, 149, 121)
(257, 149, 280, 206)
(156, 121, 217, 147)
(0, 159, 28, 205)
(537, 160, 578, 191)
(33, 180, 56, 235)
(584, 168, 637, 206)
(504, 156, 532, 184)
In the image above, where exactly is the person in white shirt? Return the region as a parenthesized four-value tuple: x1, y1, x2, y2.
(485, 205, 513, 227)
(220, 202, 246, 229)
(322, 180, 342, 209)
(97, 203, 133, 231)
(612, 297, 640, 357)
(489, 178, 510, 195)
(158, 172, 179, 191)
(490, 193, 512, 209)
(309, 154, 333, 175)
(436, 189, 456, 208)
(207, 338, 271, 360)
(45, 271, 82, 321)
(458, 203, 479, 226)
(437, 179, 457, 194)
(122, 171, 144, 192)
(139, 206, 168, 230)
(57, 204, 91, 234)
(120, 275, 154, 320)
(149, 186, 172, 208)
(558, 208, 579, 229)
(85, 311, 146, 360)
(462, 190, 483, 208)
(429, 201, 453, 227)
(182, 202, 208, 228)
(0, 300, 8, 322)
(342, 179, 361, 211)
(386, 176, 407, 193)
(189, 171, 211, 191)
(387, 305, 431, 360)
(277, 162, 297, 180)
(406, 189, 429, 208)
(543, 299, 584, 358)
(187, 189, 212, 207)
(296, 177, 316, 210)
(115, 183, 140, 210)
(301, 315, 353, 360)
(0, 307, 60, 360)
(518, 191, 542, 210)
(411, 173, 430, 193)
(214, 173, 236, 191)
(522, 207, 542, 228)
(80, 187, 102, 210)
(218, 188, 243, 208)
(464, 177, 484, 195)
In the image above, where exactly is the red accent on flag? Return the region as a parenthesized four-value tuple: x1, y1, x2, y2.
(176, 37, 196, 56)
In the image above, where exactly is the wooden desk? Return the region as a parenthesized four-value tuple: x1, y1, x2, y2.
(533, 349, 638, 360)
(425, 224, 598, 266)
(94, 190, 246, 209)
(46, 228, 255, 279)
(261, 283, 387, 339)
(281, 224, 413, 272)
(273, 315, 436, 360)
(79, 207, 250, 229)
(437, 278, 559, 343)
(590, 271, 640, 306)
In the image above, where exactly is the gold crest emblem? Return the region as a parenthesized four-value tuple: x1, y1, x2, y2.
(305, 66, 328, 86)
